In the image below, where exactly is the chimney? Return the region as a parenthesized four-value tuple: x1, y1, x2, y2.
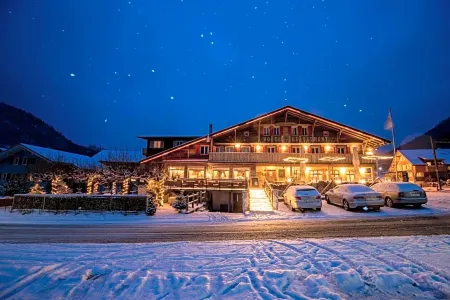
(207, 124, 213, 143)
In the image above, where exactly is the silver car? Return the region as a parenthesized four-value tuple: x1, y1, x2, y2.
(325, 184, 384, 211)
(283, 185, 322, 211)
(371, 182, 427, 208)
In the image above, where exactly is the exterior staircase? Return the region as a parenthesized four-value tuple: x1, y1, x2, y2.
(249, 189, 273, 212)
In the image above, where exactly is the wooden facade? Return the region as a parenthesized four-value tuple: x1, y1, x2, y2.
(141, 106, 390, 189)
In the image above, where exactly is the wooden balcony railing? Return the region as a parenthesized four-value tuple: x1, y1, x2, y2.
(165, 179, 248, 190)
(209, 152, 377, 165)
(209, 152, 354, 164)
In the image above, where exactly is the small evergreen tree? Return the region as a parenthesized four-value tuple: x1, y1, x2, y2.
(172, 192, 187, 212)
(51, 176, 71, 194)
(29, 182, 45, 194)
(145, 194, 157, 216)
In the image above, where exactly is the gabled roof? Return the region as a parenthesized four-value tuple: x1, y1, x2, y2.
(90, 150, 145, 166)
(141, 105, 391, 164)
(0, 143, 93, 167)
(398, 149, 450, 166)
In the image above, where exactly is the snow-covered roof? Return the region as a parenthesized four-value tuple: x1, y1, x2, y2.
(90, 150, 145, 165)
(20, 144, 92, 167)
(398, 149, 450, 165)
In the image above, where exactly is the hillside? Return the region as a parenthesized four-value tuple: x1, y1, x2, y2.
(399, 117, 450, 150)
(0, 102, 95, 156)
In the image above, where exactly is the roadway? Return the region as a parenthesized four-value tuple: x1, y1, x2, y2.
(1, 215, 449, 243)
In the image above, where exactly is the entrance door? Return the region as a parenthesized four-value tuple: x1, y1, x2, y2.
(232, 193, 243, 213)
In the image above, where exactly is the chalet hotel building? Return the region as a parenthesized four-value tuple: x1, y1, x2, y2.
(140, 106, 390, 212)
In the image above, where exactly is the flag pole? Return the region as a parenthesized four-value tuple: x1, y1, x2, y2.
(390, 108, 398, 181)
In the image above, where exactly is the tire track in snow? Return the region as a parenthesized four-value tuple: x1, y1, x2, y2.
(343, 239, 450, 298)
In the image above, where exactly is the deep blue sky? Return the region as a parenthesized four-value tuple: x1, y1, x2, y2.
(1, 0, 449, 149)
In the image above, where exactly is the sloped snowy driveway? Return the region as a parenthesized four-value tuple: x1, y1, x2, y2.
(0, 236, 449, 299)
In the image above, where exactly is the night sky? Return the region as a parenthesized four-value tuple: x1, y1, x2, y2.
(1, 0, 449, 149)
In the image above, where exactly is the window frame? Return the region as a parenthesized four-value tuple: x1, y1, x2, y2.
(266, 146, 276, 153)
(263, 127, 270, 136)
(291, 127, 298, 136)
(200, 145, 209, 155)
(336, 146, 346, 154)
(291, 146, 301, 154)
(225, 146, 234, 153)
(149, 140, 164, 149)
(273, 127, 280, 136)
(241, 146, 251, 153)
(301, 127, 308, 136)
(13, 157, 20, 165)
(311, 146, 320, 154)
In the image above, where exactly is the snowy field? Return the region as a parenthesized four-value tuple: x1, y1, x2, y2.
(0, 236, 449, 299)
(1, 191, 449, 225)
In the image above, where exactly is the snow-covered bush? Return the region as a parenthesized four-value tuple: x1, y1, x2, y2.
(171, 193, 187, 211)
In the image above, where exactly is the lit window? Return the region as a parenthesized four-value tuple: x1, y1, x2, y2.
(13, 157, 20, 165)
(301, 127, 308, 136)
(149, 141, 164, 148)
(169, 167, 184, 179)
(263, 127, 270, 136)
(292, 127, 298, 136)
(416, 172, 424, 177)
(273, 127, 280, 136)
(200, 146, 209, 155)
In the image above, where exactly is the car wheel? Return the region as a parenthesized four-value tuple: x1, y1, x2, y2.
(290, 201, 295, 212)
(413, 204, 422, 208)
(343, 199, 350, 211)
(385, 197, 394, 208)
(325, 195, 330, 204)
(373, 207, 381, 211)
(316, 207, 321, 211)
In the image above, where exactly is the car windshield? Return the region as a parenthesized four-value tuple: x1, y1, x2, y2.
(296, 188, 316, 191)
(396, 183, 422, 191)
(346, 185, 372, 193)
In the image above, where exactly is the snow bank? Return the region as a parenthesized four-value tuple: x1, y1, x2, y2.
(0, 236, 449, 299)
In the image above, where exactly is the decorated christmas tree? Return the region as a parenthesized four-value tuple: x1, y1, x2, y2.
(171, 192, 187, 211)
(156, 174, 167, 206)
(29, 182, 45, 194)
(51, 176, 71, 194)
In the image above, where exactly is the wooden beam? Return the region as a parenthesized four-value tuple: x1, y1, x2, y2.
(312, 120, 317, 137)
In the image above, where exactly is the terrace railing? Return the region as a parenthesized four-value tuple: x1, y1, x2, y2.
(165, 178, 248, 190)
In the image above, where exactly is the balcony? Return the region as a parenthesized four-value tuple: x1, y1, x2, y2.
(165, 179, 248, 191)
(209, 152, 354, 164)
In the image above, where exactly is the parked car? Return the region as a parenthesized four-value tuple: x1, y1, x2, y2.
(283, 185, 322, 211)
(371, 182, 427, 208)
(325, 184, 384, 211)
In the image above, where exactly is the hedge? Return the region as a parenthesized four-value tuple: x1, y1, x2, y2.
(12, 194, 148, 213)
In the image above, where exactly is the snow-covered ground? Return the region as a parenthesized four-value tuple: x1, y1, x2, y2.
(1, 191, 449, 225)
(0, 236, 449, 299)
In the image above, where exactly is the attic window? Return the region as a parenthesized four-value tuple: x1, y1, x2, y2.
(244, 131, 250, 136)
(13, 157, 20, 165)
(149, 141, 164, 148)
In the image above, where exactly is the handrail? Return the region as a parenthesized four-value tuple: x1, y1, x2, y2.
(185, 191, 207, 210)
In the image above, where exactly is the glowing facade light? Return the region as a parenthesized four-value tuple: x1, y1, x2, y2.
(361, 155, 393, 160)
(281, 145, 287, 152)
(256, 145, 262, 152)
(319, 156, 346, 162)
(305, 167, 311, 173)
(303, 145, 309, 150)
(235, 143, 241, 148)
(339, 167, 347, 175)
(359, 167, 366, 175)
(283, 157, 309, 163)
(325, 145, 332, 152)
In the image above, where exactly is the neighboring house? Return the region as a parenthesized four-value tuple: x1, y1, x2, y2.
(387, 149, 450, 183)
(90, 149, 145, 168)
(140, 105, 390, 212)
(0, 143, 92, 182)
(139, 135, 200, 157)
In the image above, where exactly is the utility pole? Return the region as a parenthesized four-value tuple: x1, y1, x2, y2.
(429, 136, 441, 191)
